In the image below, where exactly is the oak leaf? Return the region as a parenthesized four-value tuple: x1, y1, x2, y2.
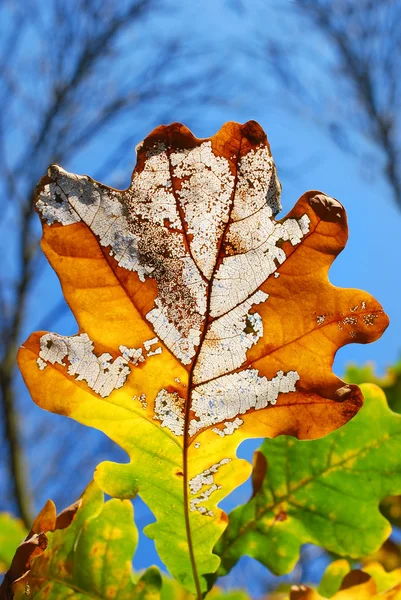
(291, 560, 401, 599)
(0, 481, 161, 600)
(346, 363, 401, 532)
(161, 577, 250, 600)
(0, 515, 27, 574)
(215, 385, 401, 578)
(346, 359, 401, 414)
(18, 121, 388, 594)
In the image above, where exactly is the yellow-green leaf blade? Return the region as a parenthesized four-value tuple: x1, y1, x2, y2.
(5, 481, 160, 600)
(216, 384, 401, 577)
(18, 121, 388, 595)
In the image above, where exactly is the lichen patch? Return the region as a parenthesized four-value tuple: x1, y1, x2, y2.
(231, 145, 282, 222)
(153, 389, 185, 436)
(343, 316, 358, 325)
(171, 141, 235, 279)
(119, 345, 144, 365)
(363, 313, 378, 326)
(189, 369, 299, 436)
(193, 290, 268, 384)
(36, 333, 145, 398)
(211, 214, 310, 318)
(212, 417, 243, 437)
(133, 393, 147, 409)
(189, 458, 232, 516)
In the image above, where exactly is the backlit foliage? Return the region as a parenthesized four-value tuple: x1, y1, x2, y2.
(18, 121, 388, 594)
(291, 560, 401, 599)
(216, 384, 401, 579)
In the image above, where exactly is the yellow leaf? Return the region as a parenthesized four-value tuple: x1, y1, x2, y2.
(18, 121, 388, 595)
(292, 565, 401, 599)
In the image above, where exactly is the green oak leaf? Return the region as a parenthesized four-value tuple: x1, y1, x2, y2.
(318, 560, 351, 597)
(3, 480, 162, 599)
(345, 358, 401, 414)
(0, 513, 27, 573)
(160, 574, 250, 599)
(135, 568, 163, 599)
(214, 384, 401, 578)
(346, 361, 401, 529)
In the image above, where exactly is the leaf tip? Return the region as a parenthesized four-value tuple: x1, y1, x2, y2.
(308, 192, 345, 223)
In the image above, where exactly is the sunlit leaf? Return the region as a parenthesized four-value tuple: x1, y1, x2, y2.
(346, 361, 401, 530)
(0, 481, 161, 599)
(362, 563, 401, 594)
(18, 121, 388, 594)
(318, 560, 353, 598)
(216, 384, 401, 578)
(291, 561, 401, 599)
(346, 359, 401, 413)
(160, 576, 250, 600)
(0, 514, 27, 574)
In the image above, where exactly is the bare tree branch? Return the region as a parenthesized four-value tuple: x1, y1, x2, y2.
(0, 0, 219, 524)
(296, 0, 401, 209)
(241, 0, 401, 210)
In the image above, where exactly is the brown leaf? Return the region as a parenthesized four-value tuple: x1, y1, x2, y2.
(17, 121, 389, 593)
(0, 498, 79, 599)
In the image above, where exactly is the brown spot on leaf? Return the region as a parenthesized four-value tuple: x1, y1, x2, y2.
(252, 451, 268, 497)
(340, 570, 371, 590)
(309, 192, 345, 223)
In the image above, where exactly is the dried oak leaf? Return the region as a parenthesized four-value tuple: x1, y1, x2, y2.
(0, 495, 78, 599)
(18, 121, 388, 594)
(0, 481, 161, 600)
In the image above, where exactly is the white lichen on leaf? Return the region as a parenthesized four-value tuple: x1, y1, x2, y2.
(211, 213, 310, 317)
(36, 333, 145, 398)
(212, 417, 244, 437)
(143, 337, 162, 357)
(153, 389, 185, 436)
(36, 123, 312, 437)
(189, 370, 300, 436)
(170, 142, 235, 278)
(133, 393, 147, 409)
(193, 290, 268, 384)
(189, 458, 232, 515)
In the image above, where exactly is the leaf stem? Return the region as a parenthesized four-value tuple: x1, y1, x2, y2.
(183, 381, 203, 600)
(182, 136, 243, 598)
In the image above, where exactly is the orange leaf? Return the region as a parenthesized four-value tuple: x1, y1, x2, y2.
(0, 498, 79, 598)
(18, 121, 388, 594)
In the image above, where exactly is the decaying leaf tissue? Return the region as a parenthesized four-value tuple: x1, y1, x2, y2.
(18, 121, 388, 593)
